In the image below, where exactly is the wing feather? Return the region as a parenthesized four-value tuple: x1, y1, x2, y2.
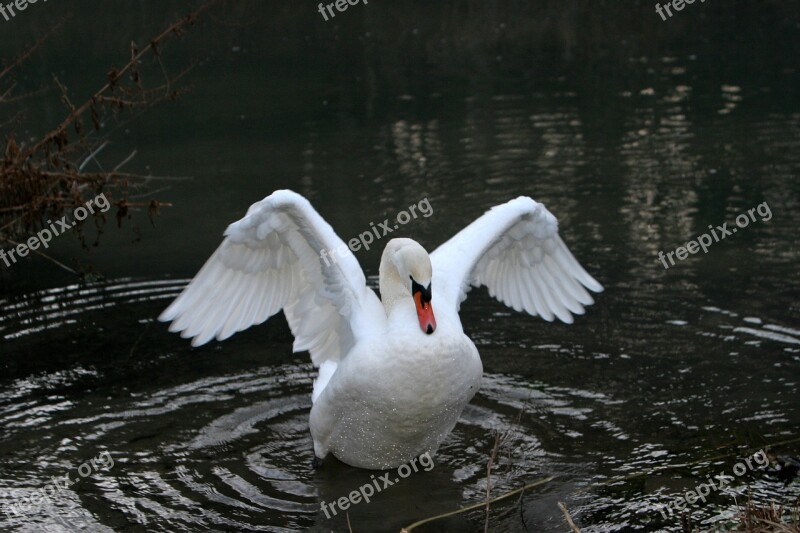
(431, 196, 602, 324)
(159, 190, 384, 365)
(542, 257, 584, 315)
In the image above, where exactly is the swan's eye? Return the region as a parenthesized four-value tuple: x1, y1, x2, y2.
(410, 277, 432, 303)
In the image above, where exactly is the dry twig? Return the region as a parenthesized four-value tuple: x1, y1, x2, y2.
(558, 502, 581, 533)
(0, 1, 216, 272)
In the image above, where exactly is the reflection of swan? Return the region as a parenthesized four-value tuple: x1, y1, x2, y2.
(159, 190, 602, 469)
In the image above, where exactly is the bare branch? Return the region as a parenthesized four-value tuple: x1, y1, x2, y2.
(21, 0, 218, 161)
(558, 502, 581, 533)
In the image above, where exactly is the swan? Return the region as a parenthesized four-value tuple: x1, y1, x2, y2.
(159, 190, 603, 470)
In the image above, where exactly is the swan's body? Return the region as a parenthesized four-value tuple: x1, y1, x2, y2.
(159, 190, 602, 469)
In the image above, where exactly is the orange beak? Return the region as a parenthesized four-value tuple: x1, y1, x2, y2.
(413, 291, 436, 334)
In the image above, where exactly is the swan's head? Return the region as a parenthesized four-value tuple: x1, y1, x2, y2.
(381, 238, 436, 335)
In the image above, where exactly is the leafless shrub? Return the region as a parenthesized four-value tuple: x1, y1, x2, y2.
(0, 1, 217, 270)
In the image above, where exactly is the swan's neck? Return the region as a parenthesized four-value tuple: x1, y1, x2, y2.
(378, 255, 409, 316)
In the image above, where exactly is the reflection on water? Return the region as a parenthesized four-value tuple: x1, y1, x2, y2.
(0, 279, 797, 531)
(1, 1, 799, 531)
(0, 280, 591, 531)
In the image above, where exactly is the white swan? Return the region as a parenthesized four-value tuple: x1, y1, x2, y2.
(159, 190, 602, 469)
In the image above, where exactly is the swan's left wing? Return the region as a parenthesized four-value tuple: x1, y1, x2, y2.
(430, 196, 602, 323)
(159, 190, 384, 366)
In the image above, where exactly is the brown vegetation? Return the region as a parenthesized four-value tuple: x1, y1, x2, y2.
(0, 1, 217, 271)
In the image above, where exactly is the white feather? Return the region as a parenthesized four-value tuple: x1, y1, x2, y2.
(159, 190, 385, 367)
(431, 196, 603, 325)
(161, 191, 603, 470)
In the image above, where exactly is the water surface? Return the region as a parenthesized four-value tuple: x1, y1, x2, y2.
(1, 2, 799, 531)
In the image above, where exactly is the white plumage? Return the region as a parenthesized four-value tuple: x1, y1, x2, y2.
(159, 190, 602, 469)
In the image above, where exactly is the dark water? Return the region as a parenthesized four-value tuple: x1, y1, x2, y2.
(1, 2, 799, 532)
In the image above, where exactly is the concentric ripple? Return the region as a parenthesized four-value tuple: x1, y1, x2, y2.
(0, 278, 797, 532)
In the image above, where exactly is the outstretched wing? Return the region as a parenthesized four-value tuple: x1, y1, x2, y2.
(159, 190, 384, 366)
(430, 196, 602, 324)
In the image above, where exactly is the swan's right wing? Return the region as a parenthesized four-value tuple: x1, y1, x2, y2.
(431, 196, 602, 323)
(159, 190, 384, 366)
